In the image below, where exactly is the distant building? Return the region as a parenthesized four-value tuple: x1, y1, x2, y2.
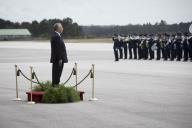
(0, 29, 31, 41)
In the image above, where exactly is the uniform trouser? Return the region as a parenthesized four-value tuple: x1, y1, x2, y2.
(143, 48, 148, 59)
(162, 48, 168, 60)
(161, 48, 165, 59)
(138, 47, 143, 59)
(123, 46, 128, 59)
(114, 48, 119, 61)
(119, 47, 123, 59)
(170, 49, 176, 60)
(133, 47, 137, 59)
(156, 48, 161, 60)
(176, 47, 182, 60)
(189, 47, 192, 60)
(52, 62, 64, 85)
(129, 47, 133, 59)
(149, 48, 154, 59)
(183, 48, 189, 61)
(167, 48, 171, 58)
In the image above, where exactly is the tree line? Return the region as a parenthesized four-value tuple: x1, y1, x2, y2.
(0, 18, 191, 38)
(81, 20, 192, 37)
(0, 18, 81, 38)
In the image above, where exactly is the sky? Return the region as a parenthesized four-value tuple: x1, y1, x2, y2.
(0, 0, 192, 25)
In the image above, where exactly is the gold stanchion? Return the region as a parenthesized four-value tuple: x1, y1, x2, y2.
(28, 66, 35, 104)
(75, 63, 78, 91)
(13, 65, 21, 101)
(89, 64, 98, 101)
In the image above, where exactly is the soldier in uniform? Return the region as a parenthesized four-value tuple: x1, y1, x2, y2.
(156, 34, 161, 60)
(137, 34, 143, 60)
(118, 35, 123, 59)
(132, 34, 138, 59)
(175, 32, 183, 61)
(165, 34, 171, 59)
(170, 34, 177, 61)
(161, 34, 167, 60)
(123, 35, 129, 59)
(112, 34, 119, 61)
(188, 34, 192, 61)
(183, 32, 189, 61)
(142, 35, 148, 60)
(128, 35, 134, 59)
(148, 34, 154, 60)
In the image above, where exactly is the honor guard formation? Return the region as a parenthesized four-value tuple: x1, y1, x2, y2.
(112, 32, 192, 62)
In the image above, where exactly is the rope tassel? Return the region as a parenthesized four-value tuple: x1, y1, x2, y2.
(32, 72, 35, 79)
(73, 68, 76, 75)
(17, 69, 20, 76)
(90, 70, 94, 78)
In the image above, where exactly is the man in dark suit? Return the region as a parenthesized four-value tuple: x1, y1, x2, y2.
(50, 23, 68, 86)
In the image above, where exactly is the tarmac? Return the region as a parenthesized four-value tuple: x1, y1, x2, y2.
(0, 41, 192, 128)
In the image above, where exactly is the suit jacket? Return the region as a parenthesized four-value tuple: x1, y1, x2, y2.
(50, 32, 68, 63)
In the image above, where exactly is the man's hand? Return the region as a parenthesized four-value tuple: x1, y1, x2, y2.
(58, 59, 63, 66)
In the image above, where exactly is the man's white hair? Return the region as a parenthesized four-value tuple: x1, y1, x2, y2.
(53, 23, 62, 31)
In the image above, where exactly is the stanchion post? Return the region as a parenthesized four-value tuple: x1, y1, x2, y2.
(75, 63, 78, 91)
(13, 65, 21, 101)
(28, 66, 35, 104)
(89, 64, 98, 101)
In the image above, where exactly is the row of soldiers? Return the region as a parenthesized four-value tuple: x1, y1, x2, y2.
(112, 32, 192, 62)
